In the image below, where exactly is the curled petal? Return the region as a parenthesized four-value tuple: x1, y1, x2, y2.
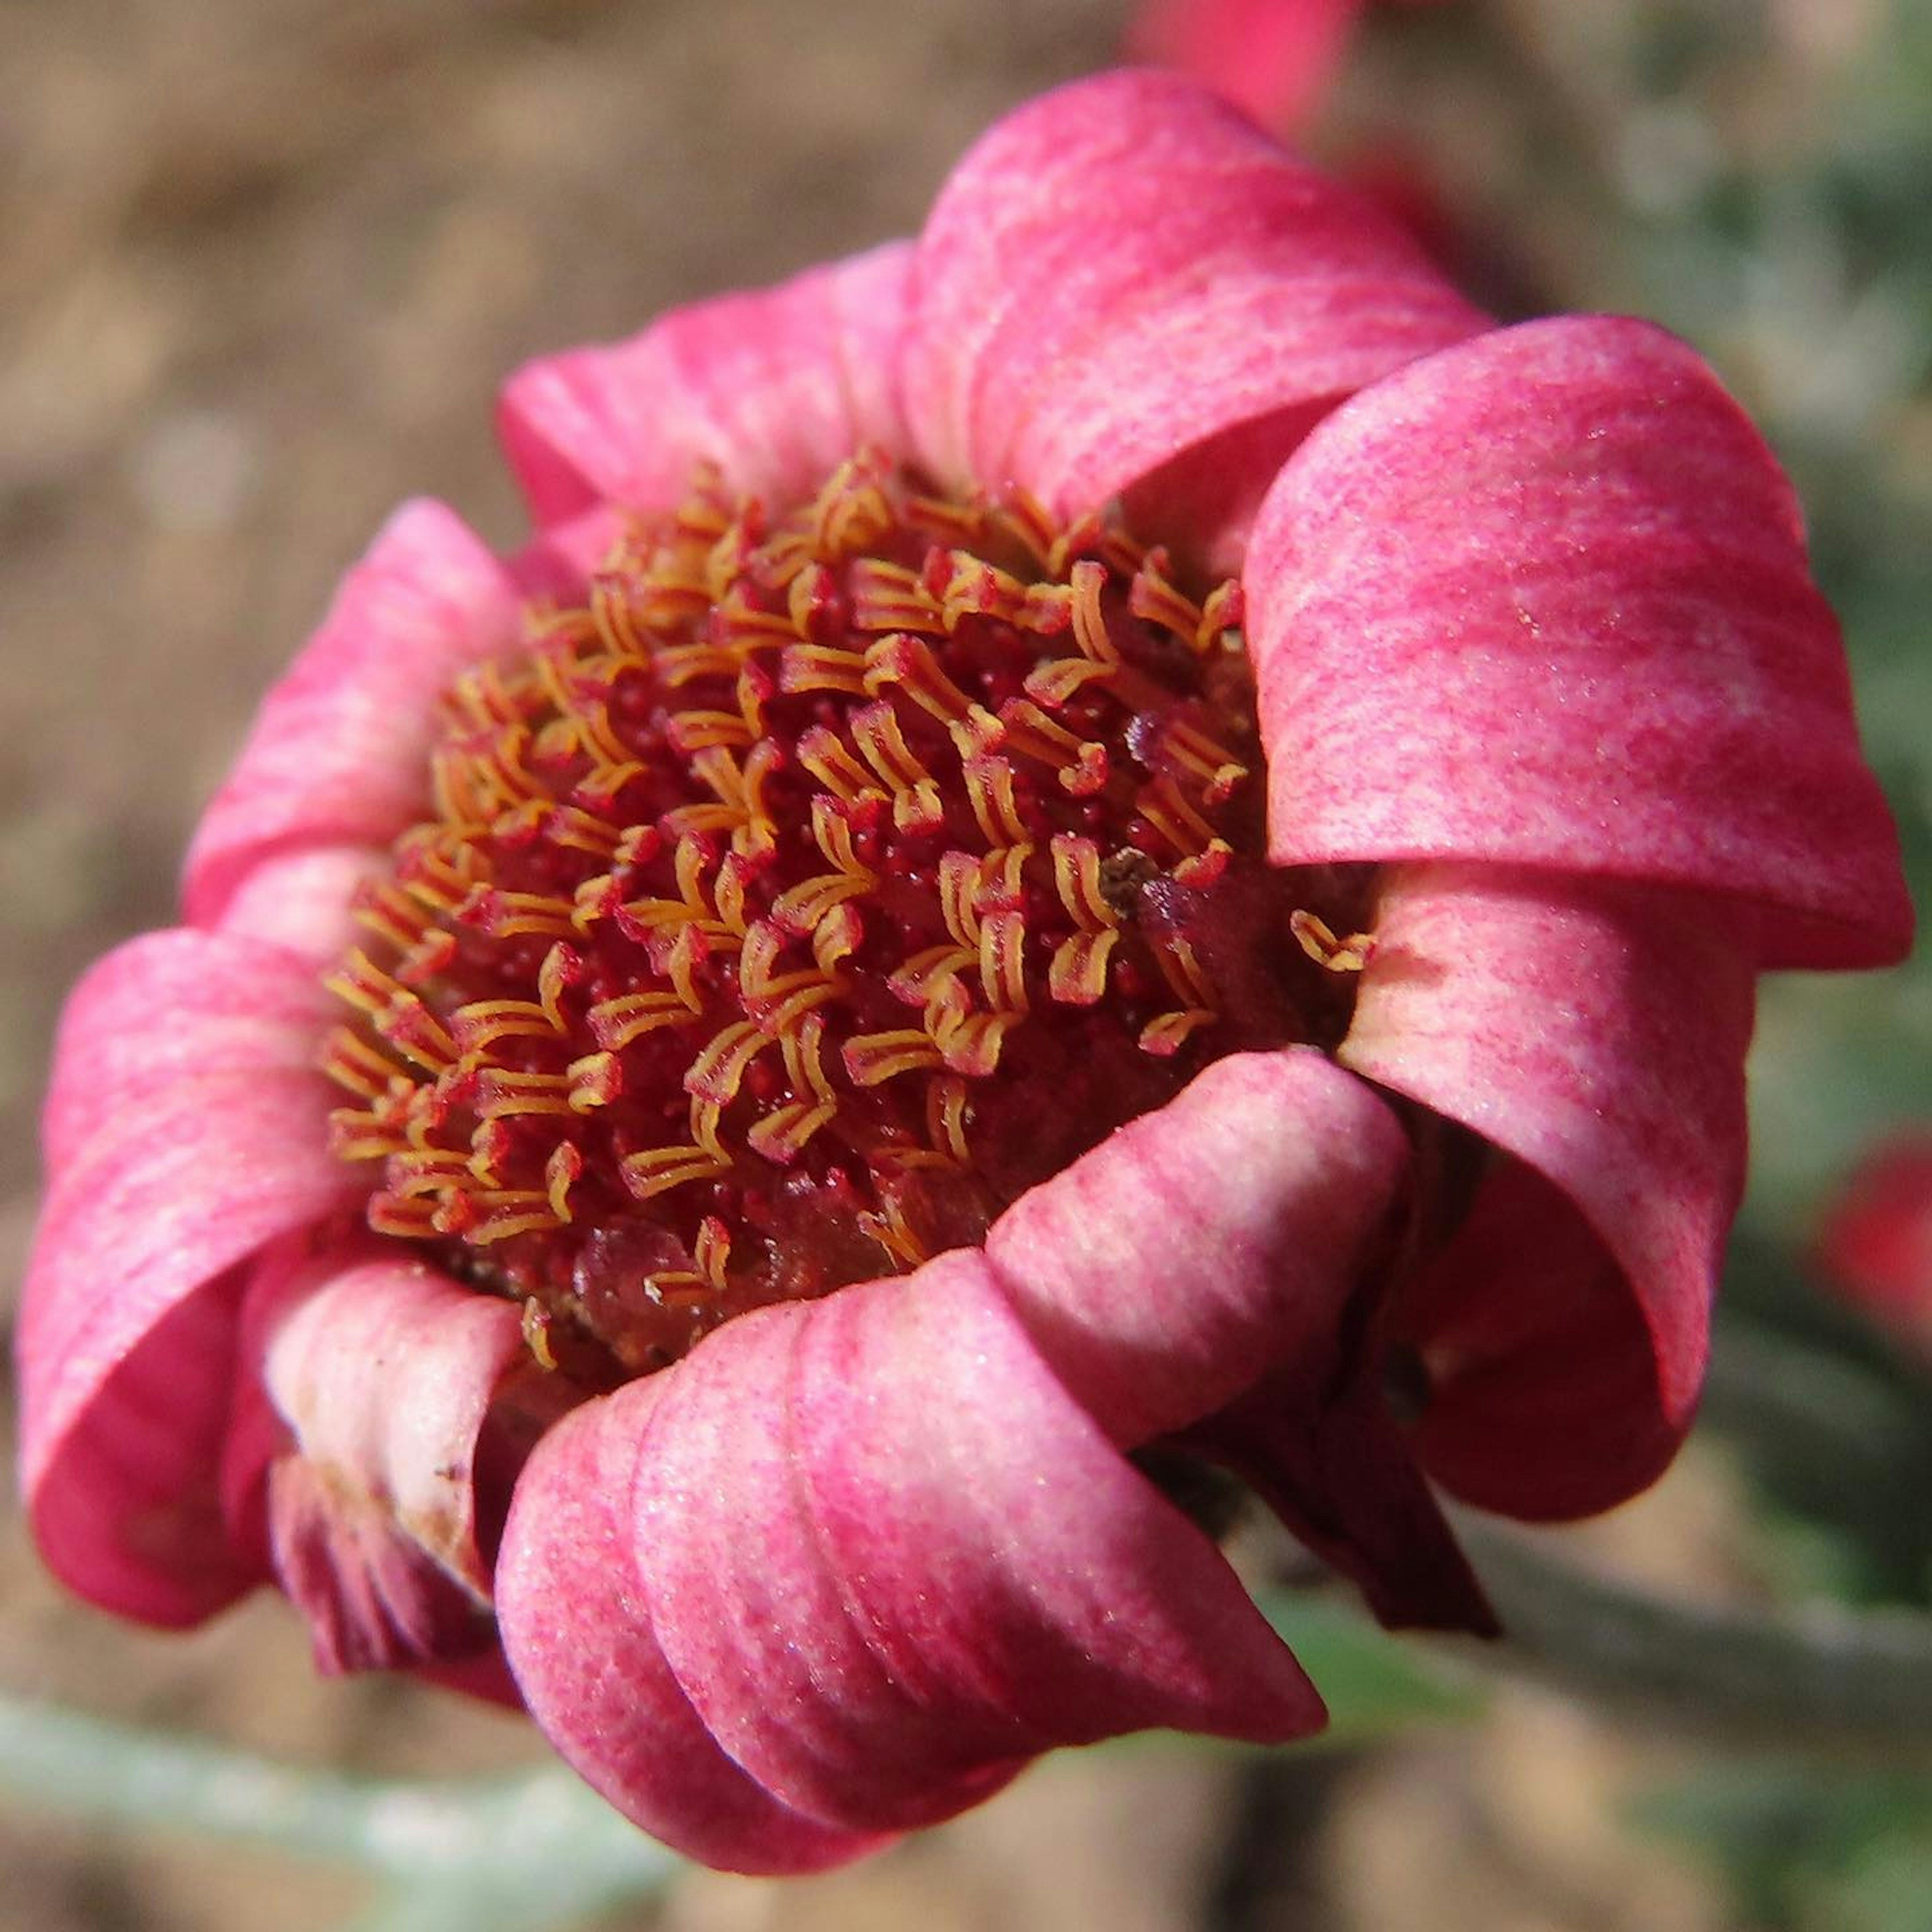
(986, 1046, 1410, 1444)
(497, 1388, 887, 1876)
(986, 1039, 1486, 1631)
(20, 930, 356, 1624)
(497, 243, 914, 526)
(903, 69, 1484, 530)
(221, 1246, 530, 1673)
(223, 1244, 573, 1692)
(183, 501, 522, 928)
(1247, 314, 1911, 968)
(629, 1252, 1322, 1840)
(1341, 862, 1755, 1511)
(1197, 1366, 1498, 1635)
(1395, 1157, 1688, 1520)
(266, 1458, 493, 1678)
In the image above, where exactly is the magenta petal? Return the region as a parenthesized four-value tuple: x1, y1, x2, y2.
(266, 1457, 494, 1675)
(1198, 1369, 1498, 1635)
(986, 1046, 1408, 1444)
(497, 243, 914, 527)
(497, 1389, 885, 1876)
(19, 929, 356, 1624)
(1342, 862, 1755, 1508)
(989, 1045, 1482, 1631)
(902, 70, 1484, 526)
(1396, 1157, 1688, 1519)
(636, 1252, 1323, 1836)
(182, 500, 521, 928)
(1247, 314, 1911, 968)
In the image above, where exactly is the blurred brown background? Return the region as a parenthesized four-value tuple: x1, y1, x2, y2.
(1, 1, 1903, 1926)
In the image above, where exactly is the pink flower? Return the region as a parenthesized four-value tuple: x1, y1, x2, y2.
(18, 71, 1910, 1873)
(1125, 0, 1448, 134)
(1816, 1139, 1932, 1359)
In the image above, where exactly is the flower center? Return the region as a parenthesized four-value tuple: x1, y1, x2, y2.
(320, 454, 1369, 1380)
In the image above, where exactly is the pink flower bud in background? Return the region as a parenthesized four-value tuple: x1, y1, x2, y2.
(1816, 1139, 1932, 1360)
(1124, 0, 1448, 134)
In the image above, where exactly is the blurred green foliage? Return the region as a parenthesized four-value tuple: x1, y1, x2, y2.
(1259, 1591, 1487, 1741)
(1484, 2, 1932, 1920)
(1636, 1766, 1932, 1932)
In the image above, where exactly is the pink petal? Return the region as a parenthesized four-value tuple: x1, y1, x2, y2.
(19, 929, 356, 1624)
(1197, 1365, 1498, 1634)
(1394, 1157, 1689, 1519)
(182, 500, 522, 929)
(1124, 0, 1363, 133)
(505, 504, 628, 604)
(496, 243, 914, 527)
(497, 1388, 886, 1876)
(266, 1457, 496, 1676)
(1340, 862, 1756, 1512)
(20, 1280, 257, 1629)
(212, 845, 375, 971)
(258, 1247, 527, 1595)
(632, 1253, 1323, 1837)
(415, 1650, 526, 1712)
(231, 1245, 531, 1673)
(982, 1040, 1488, 1630)
(985, 1046, 1409, 1444)
(1246, 314, 1912, 969)
(902, 70, 1485, 536)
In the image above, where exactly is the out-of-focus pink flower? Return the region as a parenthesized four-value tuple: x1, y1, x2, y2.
(1816, 1139, 1932, 1358)
(1125, 0, 1446, 134)
(17, 71, 1911, 1872)
(1123, 1, 1525, 316)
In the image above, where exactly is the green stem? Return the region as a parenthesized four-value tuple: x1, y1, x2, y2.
(0, 1693, 679, 1926)
(1458, 1519, 1932, 1759)
(1703, 1316, 1928, 1481)
(8, 1520, 1932, 1921)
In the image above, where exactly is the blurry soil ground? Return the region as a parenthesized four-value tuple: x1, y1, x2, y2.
(0, 1, 1901, 1926)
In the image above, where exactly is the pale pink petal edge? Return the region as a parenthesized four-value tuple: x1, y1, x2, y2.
(182, 499, 522, 931)
(497, 243, 914, 528)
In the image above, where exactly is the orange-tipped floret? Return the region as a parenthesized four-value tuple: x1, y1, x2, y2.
(321, 453, 1371, 1378)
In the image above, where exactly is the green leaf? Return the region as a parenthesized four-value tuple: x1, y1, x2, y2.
(1255, 1592, 1486, 1742)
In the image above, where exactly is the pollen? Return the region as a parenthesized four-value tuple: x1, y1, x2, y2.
(321, 451, 1369, 1380)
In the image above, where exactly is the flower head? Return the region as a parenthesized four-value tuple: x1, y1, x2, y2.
(1816, 1138, 1932, 1360)
(18, 71, 1910, 1872)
